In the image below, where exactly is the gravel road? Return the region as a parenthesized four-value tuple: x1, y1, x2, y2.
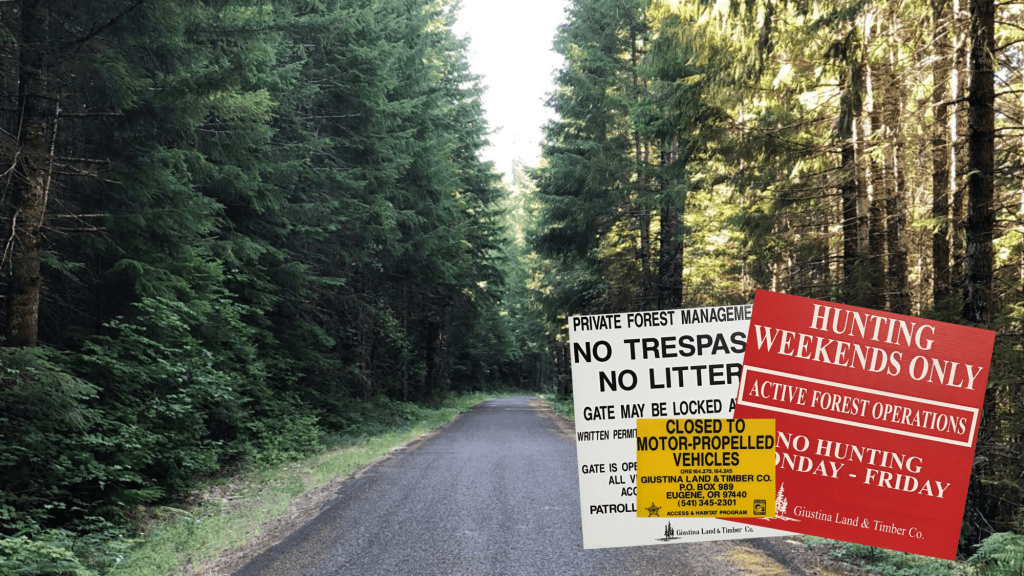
(231, 396, 850, 576)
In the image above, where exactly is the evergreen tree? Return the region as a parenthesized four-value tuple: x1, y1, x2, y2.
(529, 0, 1024, 555)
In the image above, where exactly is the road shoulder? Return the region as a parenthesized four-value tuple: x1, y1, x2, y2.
(191, 409, 476, 576)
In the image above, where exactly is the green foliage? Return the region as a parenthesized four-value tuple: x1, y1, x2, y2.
(241, 414, 322, 468)
(80, 298, 244, 496)
(0, 0, 537, 571)
(75, 296, 322, 499)
(0, 534, 95, 576)
(822, 540, 963, 575)
(970, 532, 1024, 576)
(0, 348, 128, 534)
(317, 395, 435, 441)
(0, 525, 137, 576)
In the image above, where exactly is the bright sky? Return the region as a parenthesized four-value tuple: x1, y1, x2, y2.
(452, 0, 569, 181)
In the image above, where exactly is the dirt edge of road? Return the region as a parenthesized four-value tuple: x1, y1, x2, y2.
(531, 396, 576, 439)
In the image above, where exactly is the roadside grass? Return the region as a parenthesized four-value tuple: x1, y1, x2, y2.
(108, 390, 523, 576)
(535, 392, 574, 420)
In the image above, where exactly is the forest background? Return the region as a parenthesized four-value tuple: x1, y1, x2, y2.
(0, 0, 1021, 574)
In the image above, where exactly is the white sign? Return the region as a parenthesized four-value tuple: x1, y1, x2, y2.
(569, 305, 790, 548)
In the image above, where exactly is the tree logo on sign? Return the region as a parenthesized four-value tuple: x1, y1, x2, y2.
(768, 483, 799, 521)
(656, 521, 680, 541)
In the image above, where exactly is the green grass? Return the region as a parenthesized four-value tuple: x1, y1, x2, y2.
(108, 390, 523, 576)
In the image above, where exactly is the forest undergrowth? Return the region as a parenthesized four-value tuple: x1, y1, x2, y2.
(0, 391, 519, 576)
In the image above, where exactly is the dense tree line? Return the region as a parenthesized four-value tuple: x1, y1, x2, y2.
(531, 0, 1022, 560)
(0, 0, 544, 561)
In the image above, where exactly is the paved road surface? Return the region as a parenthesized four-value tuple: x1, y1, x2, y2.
(233, 396, 807, 576)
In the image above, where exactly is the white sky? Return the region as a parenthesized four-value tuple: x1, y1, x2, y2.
(452, 0, 569, 181)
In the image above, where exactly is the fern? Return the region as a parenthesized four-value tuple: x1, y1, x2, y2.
(0, 536, 95, 576)
(970, 532, 1024, 576)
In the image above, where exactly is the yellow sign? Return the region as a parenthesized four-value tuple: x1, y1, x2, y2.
(636, 419, 776, 519)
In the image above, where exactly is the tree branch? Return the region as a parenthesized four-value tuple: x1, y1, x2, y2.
(41, 102, 60, 229)
(62, 0, 148, 49)
(59, 112, 122, 118)
(2, 208, 19, 274)
(995, 38, 1024, 52)
(936, 95, 970, 108)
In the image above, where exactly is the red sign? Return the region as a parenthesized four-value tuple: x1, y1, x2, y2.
(731, 290, 994, 560)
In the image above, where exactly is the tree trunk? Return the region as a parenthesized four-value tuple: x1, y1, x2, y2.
(883, 43, 910, 315)
(862, 52, 887, 311)
(951, 0, 969, 292)
(637, 193, 653, 309)
(657, 139, 682, 309)
(421, 318, 448, 406)
(962, 0, 995, 324)
(931, 0, 953, 309)
(630, 27, 654, 310)
(838, 47, 864, 305)
(5, 2, 53, 347)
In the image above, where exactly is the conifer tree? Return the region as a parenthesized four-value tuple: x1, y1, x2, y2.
(962, 0, 995, 324)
